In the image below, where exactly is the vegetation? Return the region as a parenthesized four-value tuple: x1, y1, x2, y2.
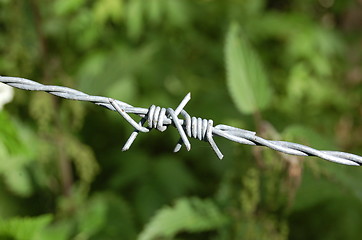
(1, 0, 362, 239)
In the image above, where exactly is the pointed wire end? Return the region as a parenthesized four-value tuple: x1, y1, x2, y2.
(138, 127, 150, 133)
(122, 131, 140, 152)
(180, 92, 191, 106)
(213, 144, 224, 159)
(174, 144, 182, 153)
(122, 146, 129, 152)
(173, 93, 192, 116)
(185, 142, 191, 151)
(207, 135, 223, 160)
(174, 139, 184, 152)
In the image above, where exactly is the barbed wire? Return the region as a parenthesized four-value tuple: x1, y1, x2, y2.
(0, 76, 361, 166)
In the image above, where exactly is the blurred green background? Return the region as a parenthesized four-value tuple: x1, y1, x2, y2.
(1, 0, 362, 239)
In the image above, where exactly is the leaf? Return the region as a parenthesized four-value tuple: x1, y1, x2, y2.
(0, 214, 52, 240)
(138, 197, 227, 240)
(38, 220, 72, 240)
(89, 193, 137, 240)
(0, 111, 27, 155)
(3, 168, 33, 197)
(225, 22, 272, 114)
(0, 112, 36, 197)
(77, 194, 108, 237)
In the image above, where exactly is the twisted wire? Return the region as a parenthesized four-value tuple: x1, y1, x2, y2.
(1, 76, 361, 166)
(147, 105, 167, 132)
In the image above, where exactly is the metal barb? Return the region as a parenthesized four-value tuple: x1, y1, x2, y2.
(109, 98, 149, 133)
(1, 76, 361, 166)
(122, 93, 191, 152)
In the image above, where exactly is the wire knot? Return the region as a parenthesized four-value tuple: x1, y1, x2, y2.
(147, 105, 167, 132)
(110, 93, 223, 159)
(182, 114, 214, 141)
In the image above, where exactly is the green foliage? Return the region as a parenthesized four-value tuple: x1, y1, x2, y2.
(0, 214, 52, 240)
(225, 22, 272, 114)
(0, 0, 362, 239)
(139, 197, 227, 240)
(240, 168, 260, 215)
(0, 111, 37, 197)
(72, 192, 137, 240)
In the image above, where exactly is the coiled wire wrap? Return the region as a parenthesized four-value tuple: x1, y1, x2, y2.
(173, 110, 222, 159)
(147, 105, 167, 132)
(1, 76, 362, 166)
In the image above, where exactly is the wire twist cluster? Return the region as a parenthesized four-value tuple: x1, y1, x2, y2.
(109, 94, 223, 158)
(1, 76, 361, 166)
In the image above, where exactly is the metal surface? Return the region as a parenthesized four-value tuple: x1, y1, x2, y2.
(1, 76, 361, 166)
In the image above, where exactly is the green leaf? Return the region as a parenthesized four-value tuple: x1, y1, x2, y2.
(0, 215, 52, 240)
(0, 111, 27, 155)
(87, 193, 137, 240)
(0, 112, 37, 197)
(139, 197, 227, 240)
(3, 168, 33, 197)
(225, 22, 272, 114)
(76, 194, 108, 237)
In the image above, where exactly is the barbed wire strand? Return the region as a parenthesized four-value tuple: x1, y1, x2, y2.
(0, 76, 361, 166)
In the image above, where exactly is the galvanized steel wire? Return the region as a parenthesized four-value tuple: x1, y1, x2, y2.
(1, 76, 361, 166)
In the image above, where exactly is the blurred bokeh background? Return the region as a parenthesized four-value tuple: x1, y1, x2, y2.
(1, 0, 362, 239)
